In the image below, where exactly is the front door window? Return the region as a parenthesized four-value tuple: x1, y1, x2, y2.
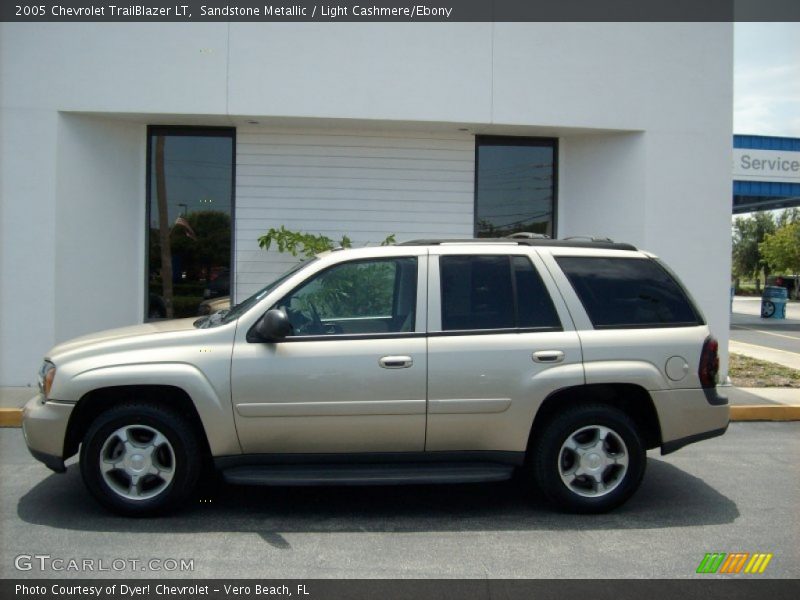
(275, 257, 418, 336)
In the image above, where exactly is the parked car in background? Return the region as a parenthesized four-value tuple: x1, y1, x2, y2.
(197, 296, 230, 316)
(148, 293, 167, 319)
(23, 237, 728, 516)
(766, 275, 797, 299)
(203, 267, 230, 299)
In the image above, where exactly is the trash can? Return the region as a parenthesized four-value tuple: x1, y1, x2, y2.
(761, 285, 788, 319)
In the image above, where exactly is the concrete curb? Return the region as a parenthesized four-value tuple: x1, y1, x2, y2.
(0, 409, 22, 428)
(729, 405, 800, 421)
(1, 406, 799, 428)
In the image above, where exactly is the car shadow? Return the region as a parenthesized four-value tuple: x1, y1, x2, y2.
(17, 456, 738, 548)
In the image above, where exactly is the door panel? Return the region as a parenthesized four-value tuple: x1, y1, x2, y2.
(426, 331, 583, 451)
(231, 337, 427, 453)
(425, 249, 584, 452)
(230, 253, 427, 454)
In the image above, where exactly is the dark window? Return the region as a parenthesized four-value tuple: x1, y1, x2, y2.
(475, 136, 557, 238)
(146, 127, 235, 320)
(440, 255, 561, 332)
(556, 257, 703, 329)
(513, 256, 561, 329)
(275, 258, 417, 336)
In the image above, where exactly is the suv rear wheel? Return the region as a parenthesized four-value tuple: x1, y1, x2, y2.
(531, 404, 645, 513)
(79, 403, 201, 516)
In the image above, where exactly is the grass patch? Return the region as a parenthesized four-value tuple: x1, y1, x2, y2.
(729, 353, 800, 388)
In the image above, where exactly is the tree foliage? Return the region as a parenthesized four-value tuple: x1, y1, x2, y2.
(776, 207, 800, 228)
(259, 227, 399, 323)
(731, 212, 776, 288)
(170, 210, 232, 272)
(760, 222, 800, 293)
(258, 225, 395, 257)
(297, 261, 397, 320)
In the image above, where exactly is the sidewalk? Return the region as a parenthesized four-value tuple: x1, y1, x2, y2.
(729, 340, 800, 371)
(727, 386, 799, 406)
(729, 310, 800, 371)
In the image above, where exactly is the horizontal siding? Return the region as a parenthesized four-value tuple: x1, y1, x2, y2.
(234, 128, 475, 301)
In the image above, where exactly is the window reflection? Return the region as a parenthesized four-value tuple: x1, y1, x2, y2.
(147, 129, 234, 319)
(476, 137, 556, 238)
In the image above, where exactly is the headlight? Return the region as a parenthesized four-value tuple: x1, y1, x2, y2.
(38, 360, 56, 399)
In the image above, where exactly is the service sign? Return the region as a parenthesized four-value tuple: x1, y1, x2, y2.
(733, 148, 800, 183)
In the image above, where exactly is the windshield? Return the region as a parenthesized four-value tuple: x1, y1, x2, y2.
(196, 258, 317, 328)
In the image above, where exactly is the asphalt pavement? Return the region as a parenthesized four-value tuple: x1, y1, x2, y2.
(730, 297, 800, 362)
(1, 423, 798, 579)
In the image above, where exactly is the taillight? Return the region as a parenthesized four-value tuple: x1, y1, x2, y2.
(699, 336, 719, 388)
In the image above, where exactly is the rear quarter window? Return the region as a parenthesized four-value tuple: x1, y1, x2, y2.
(555, 256, 703, 329)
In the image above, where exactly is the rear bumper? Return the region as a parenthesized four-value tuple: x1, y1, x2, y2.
(22, 394, 73, 473)
(651, 386, 730, 455)
(660, 424, 728, 455)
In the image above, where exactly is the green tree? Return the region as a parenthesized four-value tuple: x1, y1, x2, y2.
(171, 210, 232, 278)
(258, 226, 395, 257)
(776, 207, 800, 228)
(760, 222, 800, 299)
(299, 261, 397, 318)
(258, 227, 398, 315)
(732, 212, 776, 291)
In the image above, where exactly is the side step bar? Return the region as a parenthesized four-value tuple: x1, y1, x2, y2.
(221, 462, 515, 487)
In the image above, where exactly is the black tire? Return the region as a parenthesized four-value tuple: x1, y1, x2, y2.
(80, 403, 202, 516)
(761, 301, 775, 318)
(530, 404, 646, 514)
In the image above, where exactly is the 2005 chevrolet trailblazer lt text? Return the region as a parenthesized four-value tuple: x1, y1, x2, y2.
(22, 237, 729, 516)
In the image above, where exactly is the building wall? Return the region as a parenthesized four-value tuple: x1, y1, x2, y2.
(0, 22, 733, 386)
(235, 128, 475, 299)
(54, 115, 145, 343)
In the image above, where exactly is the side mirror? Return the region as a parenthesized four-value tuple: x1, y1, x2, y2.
(255, 309, 292, 342)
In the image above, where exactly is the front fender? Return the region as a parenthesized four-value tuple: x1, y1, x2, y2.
(68, 363, 241, 456)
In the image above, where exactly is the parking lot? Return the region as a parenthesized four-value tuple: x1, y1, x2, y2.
(731, 297, 800, 359)
(1, 422, 798, 579)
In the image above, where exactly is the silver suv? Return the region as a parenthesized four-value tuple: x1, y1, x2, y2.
(23, 238, 729, 515)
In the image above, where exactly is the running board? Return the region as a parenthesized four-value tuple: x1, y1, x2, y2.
(221, 462, 515, 486)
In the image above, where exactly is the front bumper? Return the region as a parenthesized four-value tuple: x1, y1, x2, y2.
(22, 394, 74, 473)
(651, 385, 730, 456)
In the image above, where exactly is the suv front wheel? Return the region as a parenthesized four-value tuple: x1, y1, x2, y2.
(531, 404, 646, 513)
(80, 403, 202, 516)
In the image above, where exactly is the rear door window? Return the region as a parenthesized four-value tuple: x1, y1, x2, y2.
(555, 256, 703, 329)
(513, 256, 562, 329)
(440, 255, 561, 331)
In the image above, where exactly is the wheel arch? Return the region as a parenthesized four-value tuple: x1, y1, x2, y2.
(528, 383, 662, 451)
(63, 385, 212, 461)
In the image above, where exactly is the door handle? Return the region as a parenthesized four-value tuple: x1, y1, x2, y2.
(379, 355, 413, 369)
(532, 350, 565, 364)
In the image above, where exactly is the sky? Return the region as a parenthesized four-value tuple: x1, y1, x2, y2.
(734, 23, 800, 137)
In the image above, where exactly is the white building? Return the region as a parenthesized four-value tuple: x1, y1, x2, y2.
(0, 23, 733, 387)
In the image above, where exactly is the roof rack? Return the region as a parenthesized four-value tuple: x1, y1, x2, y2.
(396, 237, 638, 251)
(505, 231, 550, 240)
